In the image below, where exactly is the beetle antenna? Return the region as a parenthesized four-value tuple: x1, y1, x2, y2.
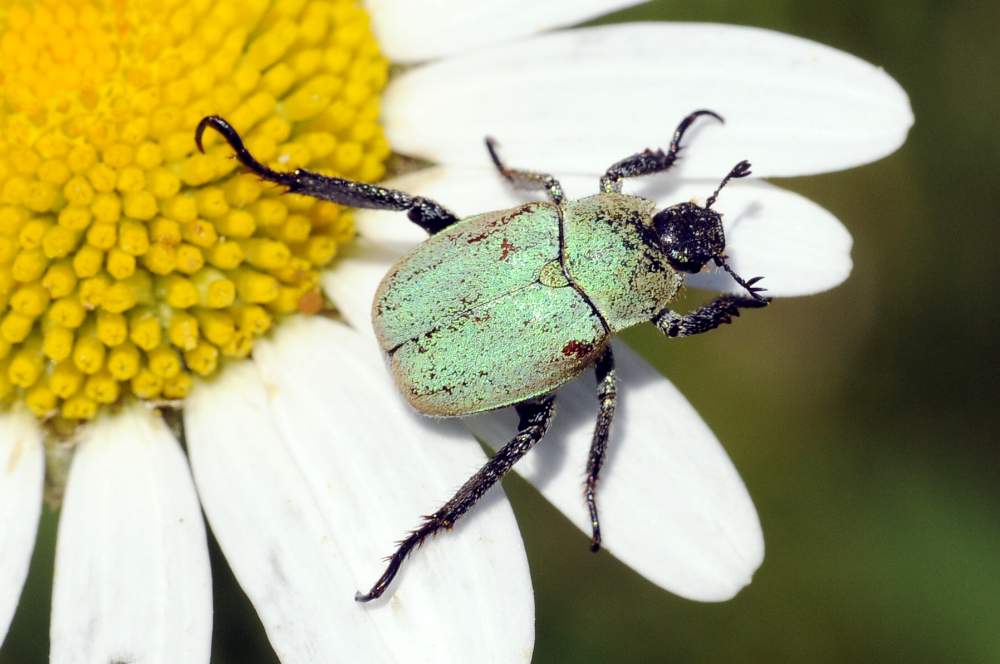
(715, 256, 768, 302)
(705, 160, 752, 209)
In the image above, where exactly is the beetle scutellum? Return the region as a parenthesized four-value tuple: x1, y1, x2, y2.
(196, 110, 769, 602)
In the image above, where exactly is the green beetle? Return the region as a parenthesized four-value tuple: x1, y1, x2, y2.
(196, 111, 768, 602)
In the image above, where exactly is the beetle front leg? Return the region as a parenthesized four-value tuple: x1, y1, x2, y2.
(599, 109, 723, 193)
(196, 115, 459, 235)
(653, 295, 769, 338)
(485, 137, 565, 204)
(585, 346, 616, 552)
(355, 395, 557, 602)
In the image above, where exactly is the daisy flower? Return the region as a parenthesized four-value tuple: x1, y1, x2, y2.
(0, 1, 912, 663)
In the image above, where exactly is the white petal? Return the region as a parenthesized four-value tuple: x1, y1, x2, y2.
(465, 342, 764, 601)
(186, 317, 534, 663)
(0, 410, 43, 641)
(385, 23, 913, 177)
(365, 0, 645, 63)
(51, 405, 212, 664)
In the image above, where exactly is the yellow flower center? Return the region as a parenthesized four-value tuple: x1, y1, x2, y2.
(0, 0, 390, 421)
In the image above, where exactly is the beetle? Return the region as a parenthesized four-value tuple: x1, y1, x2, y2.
(196, 110, 769, 602)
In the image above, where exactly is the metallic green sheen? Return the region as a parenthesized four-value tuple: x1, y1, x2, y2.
(374, 202, 561, 349)
(372, 194, 682, 417)
(563, 193, 683, 331)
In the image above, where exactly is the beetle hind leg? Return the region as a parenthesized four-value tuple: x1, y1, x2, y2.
(355, 395, 557, 602)
(196, 115, 459, 234)
(599, 109, 723, 193)
(585, 346, 616, 552)
(485, 137, 565, 204)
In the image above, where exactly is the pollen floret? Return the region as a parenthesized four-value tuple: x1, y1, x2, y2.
(0, 0, 390, 420)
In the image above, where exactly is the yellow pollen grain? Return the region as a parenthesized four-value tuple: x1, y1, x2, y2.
(119, 221, 151, 255)
(86, 222, 118, 250)
(59, 206, 92, 231)
(12, 250, 47, 282)
(72, 245, 104, 278)
(217, 210, 256, 238)
(106, 249, 136, 280)
(163, 372, 193, 399)
(106, 340, 141, 379)
(150, 218, 182, 246)
(85, 371, 120, 404)
(19, 218, 49, 250)
(162, 275, 199, 309)
(50, 361, 84, 399)
(116, 167, 146, 194)
(196, 310, 235, 346)
(10, 284, 50, 317)
(79, 274, 111, 310)
(9, 340, 44, 388)
(234, 304, 273, 336)
(1, 312, 34, 344)
(221, 332, 253, 358)
(167, 312, 200, 351)
(42, 225, 79, 259)
(244, 239, 290, 270)
(41, 261, 77, 298)
(143, 243, 176, 275)
(48, 297, 87, 329)
(235, 270, 279, 303)
(184, 341, 219, 376)
(72, 334, 106, 375)
(193, 270, 237, 309)
(269, 286, 305, 315)
(26, 384, 56, 417)
(207, 241, 244, 270)
(149, 170, 181, 200)
(182, 219, 219, 248)
(62, 395, 98, 420)
(96, 311, 128, 347)
(147, 345, 181, 379)
(175, 245, 205, 275)
(128, 309, 162, 351)
(101, 279, 139, 313)
(1, 0, 390, 419)
(91, 194, 122, 226)
(42, 325, 74, 362)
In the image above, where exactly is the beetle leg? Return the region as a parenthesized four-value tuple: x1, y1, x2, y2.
(585, 346, 616, 553)
(485, 137, 565, 204)
(355, 395, 557, 602)
(196, 115, 460, 234)
(599, 109, 723, 193)
(653, 295, 769, 338)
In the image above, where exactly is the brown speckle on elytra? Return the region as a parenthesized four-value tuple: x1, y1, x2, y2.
(561, 340, 594, 359)
(499, 238, 516, 261)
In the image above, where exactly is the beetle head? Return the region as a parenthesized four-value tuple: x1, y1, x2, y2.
(653, 160, 752, 273)
(653, 202, 725, 273)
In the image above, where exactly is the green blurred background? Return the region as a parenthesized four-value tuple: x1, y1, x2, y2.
(4, 1, 998, 662)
